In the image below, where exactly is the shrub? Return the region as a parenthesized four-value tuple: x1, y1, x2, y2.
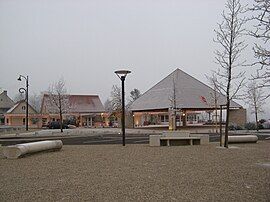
(229, 123, 243, 130)
(31, 118, 39, 124)
(244, 122, 256, 130)
(258, 124, 264, 130)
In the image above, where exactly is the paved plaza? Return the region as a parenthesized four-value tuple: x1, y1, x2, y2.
(0, 141, 269, 201)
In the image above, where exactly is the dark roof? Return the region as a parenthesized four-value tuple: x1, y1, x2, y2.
(130, 68, 242, 111)
(0, 91, 14, 109)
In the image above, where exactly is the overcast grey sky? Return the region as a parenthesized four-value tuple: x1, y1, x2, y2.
(0, 0, 268, 119)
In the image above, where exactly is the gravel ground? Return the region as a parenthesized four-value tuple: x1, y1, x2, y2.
(0, 142, 269, 202)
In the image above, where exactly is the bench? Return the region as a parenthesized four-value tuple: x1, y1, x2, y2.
(149, 131, 209, 147)
(228, 135, 258, 143)
(3, 140, 63, 159)
(160, 136, 201, 146)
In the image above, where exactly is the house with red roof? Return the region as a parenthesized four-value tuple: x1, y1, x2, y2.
(40, 94, 105, 127)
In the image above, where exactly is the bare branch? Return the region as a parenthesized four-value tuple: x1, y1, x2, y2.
(248, 0, 270, 95)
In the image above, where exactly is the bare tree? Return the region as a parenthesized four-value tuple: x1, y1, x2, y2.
(110, 85, 122, 112)
(249, 0, 270, 95)
(48, 79, 69, 133)
(207, 73, 220, 133)
(13, 93, 24, 103)
(104, 98, 113, 114)
(29, 93, 42, 112)
(246, 81, 265, 131)
(213, 0, 247, 148)
(169, 79, 177, 130)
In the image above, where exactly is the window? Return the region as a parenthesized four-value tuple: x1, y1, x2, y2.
(6, 118, 9, 124)
(176, 114, 180, 122)
(160, 115, 169, 123)
(42, 118, 47, 123)
(23, 118, 26, 125)
(42, 118, 47, 126)
(22, 106, 26, 110)
(187, 114, 197, 122)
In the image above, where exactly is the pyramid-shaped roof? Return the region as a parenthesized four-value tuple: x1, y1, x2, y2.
(130, 68, 242, 111)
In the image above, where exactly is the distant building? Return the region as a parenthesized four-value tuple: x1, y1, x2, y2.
(0, 90, 14, 125)
(4, 100, 40, 128)
(40, 94, 105, 127)
(129, 68, 246, 129)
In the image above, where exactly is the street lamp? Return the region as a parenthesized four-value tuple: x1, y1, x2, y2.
(18, 75, 29, 131)
(115, 70, 131, 146)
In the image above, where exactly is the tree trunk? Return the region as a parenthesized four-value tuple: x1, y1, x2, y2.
(59, 97, 63, 133)
(224, 100, 230, 148)
(60, 110, 63, 133)
(255, 110, 259, 132)
(254, 97, 259, 131)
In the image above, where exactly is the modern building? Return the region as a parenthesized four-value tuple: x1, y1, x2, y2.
(0, 90, 15, 125)
(129, 68, 246, 129)
(40, 94, 105, 127)
(4, 100, 40, 128)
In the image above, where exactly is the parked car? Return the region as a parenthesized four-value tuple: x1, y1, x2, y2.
(48, 121, 69, 129)
(262, 120, 270, 129)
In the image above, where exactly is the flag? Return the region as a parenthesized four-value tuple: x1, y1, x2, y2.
(200, 96, 207, 104)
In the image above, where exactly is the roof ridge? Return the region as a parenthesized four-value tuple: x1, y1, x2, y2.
(131, 68, 180, 105)
(43, 94, 99, 97)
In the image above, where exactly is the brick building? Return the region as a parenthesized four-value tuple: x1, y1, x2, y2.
(41, 94, 105, 127)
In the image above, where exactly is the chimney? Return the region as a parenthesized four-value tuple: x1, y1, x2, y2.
(3, 90, 7, 95)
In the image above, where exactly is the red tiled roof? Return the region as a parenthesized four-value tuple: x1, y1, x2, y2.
(41, 94, 105, 114)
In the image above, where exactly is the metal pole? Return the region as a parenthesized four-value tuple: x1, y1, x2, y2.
(26, 76, 29, 131)
(219, 105, 222, 147)
(121, 76, 125, 146)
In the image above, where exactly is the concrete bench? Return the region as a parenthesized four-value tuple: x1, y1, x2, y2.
(3, 140, 63, 159)
(228, 135, 258, 143)
(160, 136, 201, 146)
(149, 131, 209, 146)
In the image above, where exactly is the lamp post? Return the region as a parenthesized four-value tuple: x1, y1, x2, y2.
(115, 70, 131, 146)
(18, 75, 29, 131)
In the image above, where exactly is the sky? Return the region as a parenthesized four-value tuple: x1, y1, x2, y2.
(0, 0, 269, 120)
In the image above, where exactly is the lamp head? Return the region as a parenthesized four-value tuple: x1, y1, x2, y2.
(115, 70, 131, 79)
(17, 75, 22, 81)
